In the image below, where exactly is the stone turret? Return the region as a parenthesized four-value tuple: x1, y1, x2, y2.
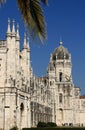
(11, 20, 16, 79)
(6, 18, 11, 36)
(6, 19, 19, 85)
(12, 19, 16, 37)
(6, 18, 11, 43)
(27, 37, 30, 52)
(27, 37, 31, 88)
(21, 33, 31, 91)
(16, 24, 20, 88)
(47, 41, 74, 125)
(16, 24, 20, 41)
(23, 33, 27, 49)
(6, 19, 12, 84)
(51, 41, 72, 82)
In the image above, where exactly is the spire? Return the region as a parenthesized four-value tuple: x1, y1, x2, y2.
(27, 37, 30, 52)
(59, 40, 63, 46)
(69, 53, 71, 60)
(23, 33, 27, 49)
(50, 53, 52, 62)
(16, 24, 20, 40)
(12, 19, 16, 36)
(7, 18, 11, 36)
(59, 38, 63, 45)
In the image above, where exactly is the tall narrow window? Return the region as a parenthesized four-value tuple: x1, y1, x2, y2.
(59, 72, 62, 82)
(59, 93, 62, 103)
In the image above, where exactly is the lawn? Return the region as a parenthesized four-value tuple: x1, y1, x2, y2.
(22, 127, 85, 130)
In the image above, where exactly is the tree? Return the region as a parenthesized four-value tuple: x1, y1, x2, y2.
(0, 0, 48, 42)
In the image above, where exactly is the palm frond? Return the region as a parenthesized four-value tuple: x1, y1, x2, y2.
(0, 0, 6, 5)
(41, 0, 48, 5)
(17, 0, 47, 42)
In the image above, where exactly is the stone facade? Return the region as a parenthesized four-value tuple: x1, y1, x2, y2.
(0, 19, 85, 130)
(46, 41, 85, 126)
(0, 19, 31, 130)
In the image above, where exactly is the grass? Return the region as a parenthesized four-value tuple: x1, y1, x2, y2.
(22, 127, 85, 130)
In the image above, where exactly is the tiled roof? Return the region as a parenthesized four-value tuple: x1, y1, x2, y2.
(80, 96, 85, 99)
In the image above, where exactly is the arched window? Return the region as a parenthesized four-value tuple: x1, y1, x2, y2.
(59, 93, 62, 103)
(50, 81, 52, 86)
(59, 72, 62, 82)
(20, 103, 24, 111)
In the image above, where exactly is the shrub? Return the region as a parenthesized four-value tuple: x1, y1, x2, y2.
(37, 121, 47, 127)
(10, 126, 18, 130)
(37, 121, 57, 127)
(47, 122, 57, 127)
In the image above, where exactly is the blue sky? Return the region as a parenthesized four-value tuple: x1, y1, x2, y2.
(0, 0, 85, 94)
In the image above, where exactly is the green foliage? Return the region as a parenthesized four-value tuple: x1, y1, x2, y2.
(37, 121, 47, 127)
(10, 126, 18, 130)
(36, 121, 57, 127)
(0, 0, 48, 42)
(47, 122, 57, 127)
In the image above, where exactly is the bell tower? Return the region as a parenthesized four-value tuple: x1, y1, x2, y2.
(54, 41, 72, 82)
(47, 41, 74, 125)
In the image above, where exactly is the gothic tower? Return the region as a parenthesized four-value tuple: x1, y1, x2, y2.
(47, 41, 74, 125)
(1, 19, 31, 130)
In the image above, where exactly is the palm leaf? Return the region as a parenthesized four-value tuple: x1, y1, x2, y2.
(41, 0, 48, 5)
(0, 0, 48, 42)
(17, 0, 47, 42)
(0, 0, 5, 5)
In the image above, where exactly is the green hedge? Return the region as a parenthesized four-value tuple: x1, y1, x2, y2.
(10, 126, 18, 130)
(37, 122, 57, 127)
(37, 122, 47, 127)
(47, 122, 57, 127)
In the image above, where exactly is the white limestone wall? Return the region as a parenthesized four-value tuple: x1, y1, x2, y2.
(74, 111, 80, 126)
(63, 110, 73, 124)
(0, 48, 6, 88)
(80, 99, 85, 126)
(80, 112, 85, 126)
(0, 95, 4, 129)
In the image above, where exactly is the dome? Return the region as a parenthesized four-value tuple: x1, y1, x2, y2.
(53, 41, 69, 60)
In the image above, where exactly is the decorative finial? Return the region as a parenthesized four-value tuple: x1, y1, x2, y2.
(27, 37, 29, 47)
(16, 23, 20, 40)
(59, 37, 63, 46)
(23, 32, 27, 48)
(59, 40, 63, 46)
(24, 32, 26, 39)
(27, 37, 30, 52)
(69, 53, 71, 60)
(12, 19, 15, 35)
(50, 54, 52, 61)
(7, 18, 11, 35)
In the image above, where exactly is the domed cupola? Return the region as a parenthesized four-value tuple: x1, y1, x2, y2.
(53, 41, 69, 60)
